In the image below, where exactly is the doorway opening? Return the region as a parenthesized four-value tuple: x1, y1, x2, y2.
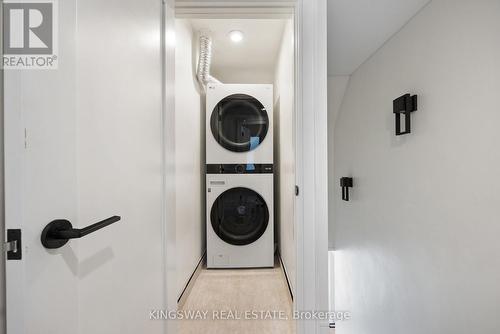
(173, 11, 297, 333)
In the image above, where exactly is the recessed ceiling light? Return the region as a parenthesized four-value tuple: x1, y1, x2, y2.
(229, 30, 244, 43)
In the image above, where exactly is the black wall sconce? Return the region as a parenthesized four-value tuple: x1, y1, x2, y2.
(340, 177, 353, 201)
(393, 94, 418, 135)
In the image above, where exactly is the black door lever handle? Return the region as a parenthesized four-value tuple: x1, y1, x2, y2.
(41, 216, 121, 249)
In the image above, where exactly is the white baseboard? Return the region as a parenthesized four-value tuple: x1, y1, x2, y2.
(277, 252, 294, 301)
(177, 252, 206, 308)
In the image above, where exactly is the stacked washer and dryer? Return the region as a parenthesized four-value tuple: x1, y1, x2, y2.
(206, 83, 274, 268)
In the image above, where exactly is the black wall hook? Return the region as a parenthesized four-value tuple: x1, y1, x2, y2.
(393, 94, 417, 135)
(340, 177, 353, 201)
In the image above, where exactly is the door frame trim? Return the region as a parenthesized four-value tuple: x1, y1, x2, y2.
(175, 1, 295, 18)
(294, 1, 329, 332)
(0, 0, 7, 332)
(162, 2, 178, 334)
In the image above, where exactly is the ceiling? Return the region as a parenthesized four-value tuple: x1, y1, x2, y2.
(190, 19, 286, 82)
(328, 0, 431, 76)
(189, 1, 432, 78)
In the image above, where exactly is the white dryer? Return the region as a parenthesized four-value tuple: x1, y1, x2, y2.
(206, 84, 273, 164)
(206, 164, 274, 268)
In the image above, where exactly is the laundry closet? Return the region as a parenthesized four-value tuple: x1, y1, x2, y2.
(174, 15, 296, 313)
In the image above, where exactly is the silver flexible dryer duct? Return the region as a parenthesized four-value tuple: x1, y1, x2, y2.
(197, 34, 221, 88)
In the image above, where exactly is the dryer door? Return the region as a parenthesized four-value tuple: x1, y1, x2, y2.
(210, 94, 269, 152)
(210, 187, 269, 245)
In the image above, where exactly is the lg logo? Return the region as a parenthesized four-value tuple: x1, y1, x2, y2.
(3, 1, 54, 55)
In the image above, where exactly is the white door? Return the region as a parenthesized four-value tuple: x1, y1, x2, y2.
(3, 0, 174, 333)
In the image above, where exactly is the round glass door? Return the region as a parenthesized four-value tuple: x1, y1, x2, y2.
(210, 187, 269, 246)
(210, 94, 269, 152)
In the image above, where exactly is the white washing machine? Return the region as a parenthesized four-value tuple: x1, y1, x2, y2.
(206, 83, 273, 164)
(206, 164, 274, 268)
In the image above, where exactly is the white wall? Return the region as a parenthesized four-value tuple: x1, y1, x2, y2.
(327, 75, 350, 313)
(273, 19, 296, 296)
(175, 19, 204, 299)
(334, 1, 500, 333)
(212, 68, 274, 84)
(328, 75, 350, 249)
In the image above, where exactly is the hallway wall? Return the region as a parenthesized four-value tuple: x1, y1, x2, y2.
(175, 19, 204, 299)
(327, 75, 350, 250)
(334, 1, 500, 333)
(327, 75, 350, 313)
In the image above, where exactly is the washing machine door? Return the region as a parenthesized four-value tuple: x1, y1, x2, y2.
(211, 187, 269, 246)
(210, 94, 269, 152)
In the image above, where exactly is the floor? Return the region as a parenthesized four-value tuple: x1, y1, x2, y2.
(178, 258, 296, 334)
